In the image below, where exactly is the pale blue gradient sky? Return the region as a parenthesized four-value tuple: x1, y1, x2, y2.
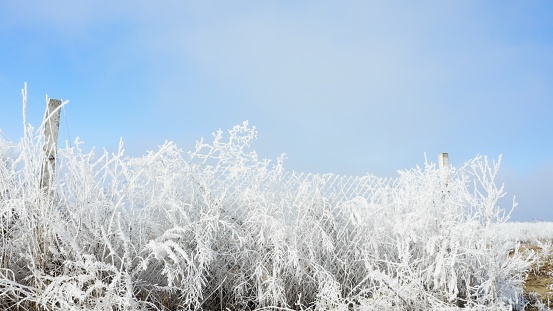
(1, 1, 552, 221)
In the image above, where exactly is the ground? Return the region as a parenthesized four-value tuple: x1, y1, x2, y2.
(522, 242, 553, 310)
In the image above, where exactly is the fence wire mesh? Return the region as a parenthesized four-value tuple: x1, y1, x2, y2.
(0, 123, 529, 311)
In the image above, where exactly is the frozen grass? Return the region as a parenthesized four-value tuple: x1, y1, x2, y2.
(0, 95, 535, 310)
(513, 240, 553, 311)
(494, 222, 553, 243)
(491, 222, 553, 310)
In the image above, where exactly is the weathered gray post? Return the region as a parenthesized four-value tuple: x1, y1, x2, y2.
(40, 99, 62, 193)
(34, 98, 62, 295)
(438, 153, 450, 202)
(438, 153, 449, 186)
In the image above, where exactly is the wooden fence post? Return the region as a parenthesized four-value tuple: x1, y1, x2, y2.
(40, 99, 62, 194)
(438, 153, 449, 182)
(438, 153, 450, 201)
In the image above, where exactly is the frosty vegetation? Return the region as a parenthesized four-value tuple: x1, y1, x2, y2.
(0, 100, 535, 310)
(494, 222, 553, 243)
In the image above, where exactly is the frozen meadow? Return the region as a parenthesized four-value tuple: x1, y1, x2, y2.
(0, 113, 548, 310)
(494, 222, 553, 243)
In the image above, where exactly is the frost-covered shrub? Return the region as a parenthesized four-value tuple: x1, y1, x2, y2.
(0, 104, 532, 310)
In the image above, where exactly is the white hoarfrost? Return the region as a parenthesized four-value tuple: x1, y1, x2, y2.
(0, 116, 535, 310)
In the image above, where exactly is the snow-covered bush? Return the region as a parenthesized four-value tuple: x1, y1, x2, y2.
(0, 95, 532, 310)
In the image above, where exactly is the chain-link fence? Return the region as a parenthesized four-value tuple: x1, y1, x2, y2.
(0, 122, 528, 310)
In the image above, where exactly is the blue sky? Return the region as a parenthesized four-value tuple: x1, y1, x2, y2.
(1, 1, 552, 221)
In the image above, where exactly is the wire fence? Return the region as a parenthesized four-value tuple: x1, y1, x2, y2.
(0, 122, 529, 311)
